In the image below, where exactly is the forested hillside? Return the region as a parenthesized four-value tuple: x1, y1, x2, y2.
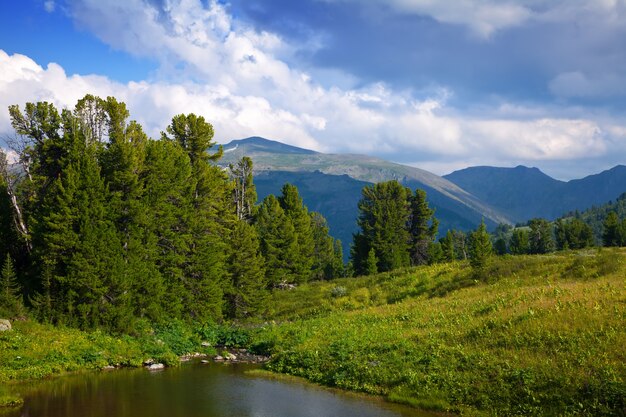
(0, 95, 342, 331)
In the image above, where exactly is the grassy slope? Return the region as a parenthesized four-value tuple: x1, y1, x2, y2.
(252, 249, 626, 416)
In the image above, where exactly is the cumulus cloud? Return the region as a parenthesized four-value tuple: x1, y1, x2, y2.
(1, 0, 623, 180)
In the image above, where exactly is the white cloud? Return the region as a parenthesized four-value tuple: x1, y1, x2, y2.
(0, 0, 623, 180)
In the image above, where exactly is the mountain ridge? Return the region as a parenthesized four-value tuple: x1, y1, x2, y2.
(444, 164, 626, 222)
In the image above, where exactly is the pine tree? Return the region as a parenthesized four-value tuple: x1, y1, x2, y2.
(162, 114, 230, 322)
(279, 184, 315, 283)
(226, 221, 267, 319)
(440, 230, 457, 262)
(351, 181, 411, 274)
(603, 212, 621, 247)
(510, 229, 530, 255)
(365, 248, 378, 275)
(310, 212, 338, 280)
(408, 189, 438, 266)
(0, 253, 24, 317)
(256, 195, 298, 286)
(528, 218, 555, 254)
(469, 220, 492, 276)
(143, 139, 193, 320)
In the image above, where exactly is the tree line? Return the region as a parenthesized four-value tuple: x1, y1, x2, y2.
(2, 95, 625, 330)
(347, 180, 626, 276)
(0, 95, 342, 330)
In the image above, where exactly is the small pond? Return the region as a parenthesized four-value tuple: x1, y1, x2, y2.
(6, 361, 443, 417)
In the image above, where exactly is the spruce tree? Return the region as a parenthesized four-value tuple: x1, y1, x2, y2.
(365, 248, 378, 275)
(510, 229, 530, 255)
(0, 253, 24, 317)
(408, 189, 438, 265)
(226, 221, 267, 319)
(351, 181, 411, 274)
(162, 114, 230, 321)
(143, 139, 193, 320)
(603, 212, 621, 247)
(528, 218, 555, 254)
(310, 212, 337, 280)
(279, 184, 315, 283)
(469, 220, 492, 276)
(256, 194, 298, 286)
(440, 230, 457, 262)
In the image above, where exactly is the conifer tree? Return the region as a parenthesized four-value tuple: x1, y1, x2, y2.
(351, 181, 411, 274)
(256, 195, 298, 286)
(528, 218, 555, 254)
(365, 248, 378, 275)
(0, 253, 24, 317)
(509, 229, 530, 255)
(226, 221, 267, 319)
(469, 220, 492, 276)
(408, 189, 438, 265)
(162, 114, 230, 322)
(603, 212, 621, 247)
(440, 230, 457, 262)
(279, 184, 315, 283)
(143, 139, 193, 320)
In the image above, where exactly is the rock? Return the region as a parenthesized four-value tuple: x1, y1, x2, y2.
(143, 359, 155, 366)
(224, 353, 237, 361)
(201, 359, 210, 364)
(201, 341, 211, 347)
(0, 319, 11, 331)
(147, 363, 165, 370)
(214, 355, 224, 361)
(102, 365, 117, 370)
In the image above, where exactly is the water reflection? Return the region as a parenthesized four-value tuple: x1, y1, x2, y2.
(9, 362, 437, 417)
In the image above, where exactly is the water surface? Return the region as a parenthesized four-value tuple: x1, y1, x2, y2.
(9, 362, 439, 417)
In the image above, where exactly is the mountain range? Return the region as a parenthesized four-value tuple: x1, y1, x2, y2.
(219, 137, 626, 254)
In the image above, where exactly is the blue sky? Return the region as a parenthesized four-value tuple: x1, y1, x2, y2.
(1, 0, 625, 179)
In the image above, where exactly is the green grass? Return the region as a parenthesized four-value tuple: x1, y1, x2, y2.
(250, 249, 626, 416)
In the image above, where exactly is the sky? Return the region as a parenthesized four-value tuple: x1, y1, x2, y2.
(1, 0, 625, 180)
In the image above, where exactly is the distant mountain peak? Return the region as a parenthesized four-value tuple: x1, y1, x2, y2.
(223, 137, 318, 155)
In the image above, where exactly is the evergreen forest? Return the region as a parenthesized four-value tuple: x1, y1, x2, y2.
(0, 95, 342, 330)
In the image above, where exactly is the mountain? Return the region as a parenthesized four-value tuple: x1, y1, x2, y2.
(219, 137, 512, 254)
(444, 165, 626, 223)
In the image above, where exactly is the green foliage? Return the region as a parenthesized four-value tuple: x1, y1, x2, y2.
(0, 254, 24, 318)
(528, 218, 555, 254)
(468, 220, 492, 276)
(254, 249, 626, 416)
(602, 211, 622, 247)
(408, 189, 439, 266)
(351, 181, 412, 274)
(555, 218, 594, 250)
(365, 248, 378, 275)
(256, 194, 298, 286)
(279, 184, 315, 283)
(439, 229, 468, 261)
(510, 228, 530, 255)
(226, 221, 267, 319)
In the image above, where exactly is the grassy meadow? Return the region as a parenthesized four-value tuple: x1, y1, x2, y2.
(1, 249, 624, 416)
(250, 249, 626, 416)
